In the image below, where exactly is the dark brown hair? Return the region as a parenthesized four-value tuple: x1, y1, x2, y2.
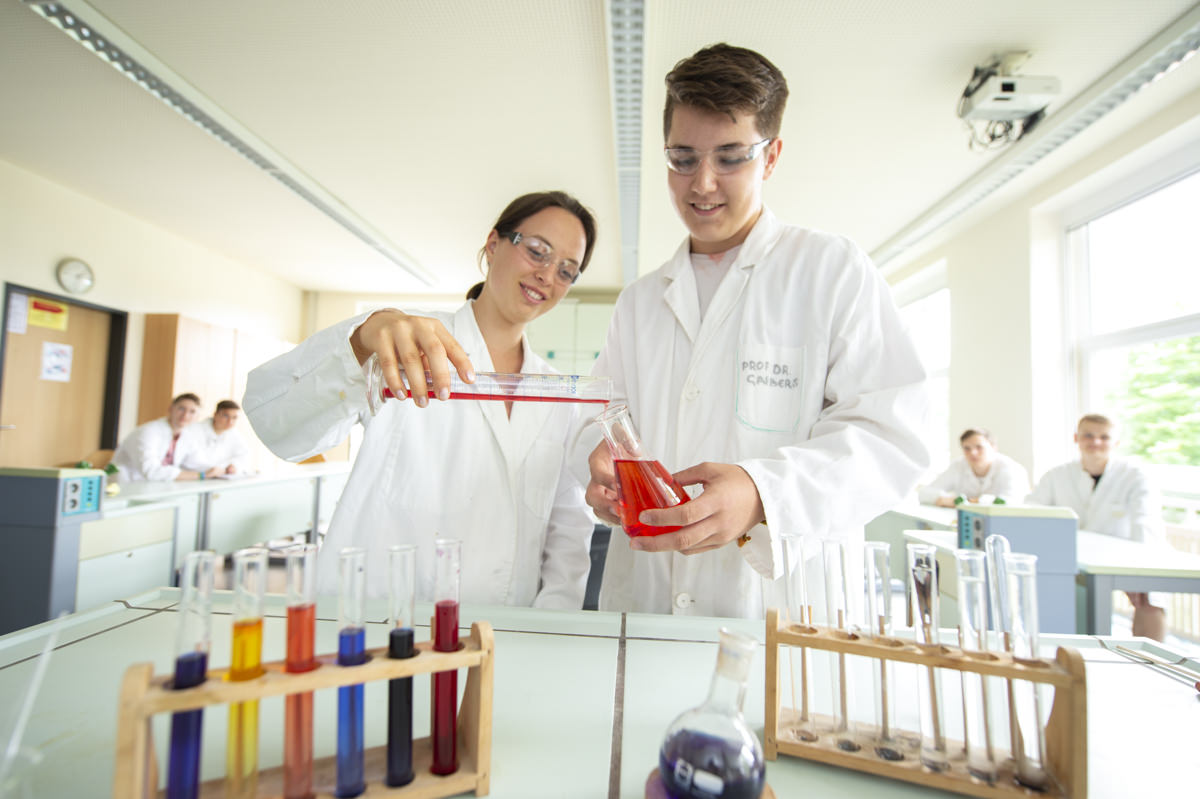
(960, 428, 995, 445)
(215, 400, 240, 413)
(663, 43, 789, 140)
(467, 190, 598, 300)
(171, 393, 201, 406)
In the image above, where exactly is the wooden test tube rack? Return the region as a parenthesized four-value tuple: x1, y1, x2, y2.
(764, 608, 1087, 799)
(112, 621, 494, 799)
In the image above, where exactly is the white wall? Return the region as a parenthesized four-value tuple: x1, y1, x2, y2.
(0, 159, 304, 440)
(887, 85, 1200, 482)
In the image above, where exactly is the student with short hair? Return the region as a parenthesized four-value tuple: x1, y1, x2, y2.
(918, 428, 1030, 507)
(111, 393, 217, 482)
(182, 399, 251, 476)
(1028, 413, 1167, 639)
(577, 44, 929, 618)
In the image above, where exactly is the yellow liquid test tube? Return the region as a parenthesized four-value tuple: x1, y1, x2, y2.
(226, 549, 267, 799)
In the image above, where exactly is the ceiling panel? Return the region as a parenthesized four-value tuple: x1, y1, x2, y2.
(1, 0, 1197, 295)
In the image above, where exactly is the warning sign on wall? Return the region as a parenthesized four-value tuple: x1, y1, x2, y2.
(28, 297, 69, 331)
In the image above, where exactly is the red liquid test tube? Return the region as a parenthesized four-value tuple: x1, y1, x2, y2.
(284, 544, 318, 799)
(431, 538, 461, 776)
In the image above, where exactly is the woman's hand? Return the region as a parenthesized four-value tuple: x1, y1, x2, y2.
(350, 310, 475, 407)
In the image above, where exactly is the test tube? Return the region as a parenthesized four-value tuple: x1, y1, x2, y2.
(955, 549, 995, 783)
(337, 547, 368, 798)
(781, 534, 817, 743)
(907, 542, 948, 772)
(387, 544, 417, 787)
(431, 538, 462, 776)
(986, 534, 1019, 760)
(284, 544, 318, 799)
(863, 542, 902, 761)
(226, 547, 267, 799)
(1005, 553, 1049, 790)
(823, 540, 859, 751)
(166, 550, 216, 799)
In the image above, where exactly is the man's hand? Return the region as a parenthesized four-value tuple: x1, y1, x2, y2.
(629, 462, 765, 555)
(585, 442, 620, 525)
(349, 309, 475, 407)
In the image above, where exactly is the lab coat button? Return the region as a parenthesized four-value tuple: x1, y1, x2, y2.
(673, 592, 693, 610)
(684, 384, 700, 401)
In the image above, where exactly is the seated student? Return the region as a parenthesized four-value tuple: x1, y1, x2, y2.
(918, 428, 1030, 507)
(1028, 413, 1167, 640)
(182, 399, 251, 475)
(111, 393, 221, 482)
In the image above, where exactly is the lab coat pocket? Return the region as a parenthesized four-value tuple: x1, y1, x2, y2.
(735, 345, 806, 433)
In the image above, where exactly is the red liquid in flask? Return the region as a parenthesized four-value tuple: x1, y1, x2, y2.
(614, 458, 689, 537)
(431, 599, 459, 775)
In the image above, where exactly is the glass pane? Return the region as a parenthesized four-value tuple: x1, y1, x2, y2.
(900, 288, 950, 372)
(1086, 334, 1200, 467)
(1085, 170, 1200, 335)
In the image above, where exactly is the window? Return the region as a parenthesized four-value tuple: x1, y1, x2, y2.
(895, 263, 951, 474)
(1068, 167, 1200, 492)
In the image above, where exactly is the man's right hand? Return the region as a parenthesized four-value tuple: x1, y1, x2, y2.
(349, 309, 475, 408)
(585, 442, 620, 525)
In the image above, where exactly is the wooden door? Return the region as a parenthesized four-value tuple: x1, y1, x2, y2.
(0, 291, 112, 467)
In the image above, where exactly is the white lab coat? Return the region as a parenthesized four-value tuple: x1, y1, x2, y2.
(243, 302, 594, 607)
(180, 418, 251, 473)
(1027, 458, 1165, 545)
(111, 418, 204, 482)
(587, 207, 929, 618)
(918, 454, 1030, 505)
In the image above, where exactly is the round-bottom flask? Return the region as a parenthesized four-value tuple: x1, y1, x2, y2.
(658, 629, 765, 799)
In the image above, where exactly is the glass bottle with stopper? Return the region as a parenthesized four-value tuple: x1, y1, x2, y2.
(656, 628, 766, 799)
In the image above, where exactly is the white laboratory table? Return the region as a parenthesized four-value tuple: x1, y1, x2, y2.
(903, 528, 1200, 636)
(2, 589, 1199, 798)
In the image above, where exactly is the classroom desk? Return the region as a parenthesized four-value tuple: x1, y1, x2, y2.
(903, 528, 1200, 635)
(2, 590, 1198, 797)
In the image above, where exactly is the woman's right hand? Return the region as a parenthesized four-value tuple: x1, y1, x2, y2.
(350, 309, 475, 407)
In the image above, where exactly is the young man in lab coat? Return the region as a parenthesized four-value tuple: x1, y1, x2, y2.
(182, 400, 251, 476)
(1028, 414, 1167, 640)
(111, 392, 218, 482)
(581, 44, 929, 618)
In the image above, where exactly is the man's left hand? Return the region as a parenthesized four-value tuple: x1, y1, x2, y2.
(629, 462, 765, 555)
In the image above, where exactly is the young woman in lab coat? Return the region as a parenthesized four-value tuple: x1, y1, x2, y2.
(1028, 414, 1167, 639)
(918, 428, 1030, 507)
(244, 191, 598, 607)
(581, 45, 929, 618)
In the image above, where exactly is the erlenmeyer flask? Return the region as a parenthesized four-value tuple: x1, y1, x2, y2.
(595, 404, 689, 537)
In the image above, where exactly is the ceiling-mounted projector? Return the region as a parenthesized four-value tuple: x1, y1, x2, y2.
(958, 73, 1060, 121)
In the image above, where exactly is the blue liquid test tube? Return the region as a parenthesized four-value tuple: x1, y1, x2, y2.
(386, 544, 417, 787)
(166, 550, 217, 799)
(336, 547, 368, 798)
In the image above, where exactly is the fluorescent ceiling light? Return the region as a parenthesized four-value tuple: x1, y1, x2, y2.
(23, 0, 435, 286)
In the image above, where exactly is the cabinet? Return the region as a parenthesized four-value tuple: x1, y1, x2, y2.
(137, 314, 236, 423)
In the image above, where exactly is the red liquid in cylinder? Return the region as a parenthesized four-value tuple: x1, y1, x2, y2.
(382, 387, 605, 404)
(614, 458, 690, 537)
(431, 599, 459, 776)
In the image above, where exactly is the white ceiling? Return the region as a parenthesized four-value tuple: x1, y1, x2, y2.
(1, 0, 1198, 296)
